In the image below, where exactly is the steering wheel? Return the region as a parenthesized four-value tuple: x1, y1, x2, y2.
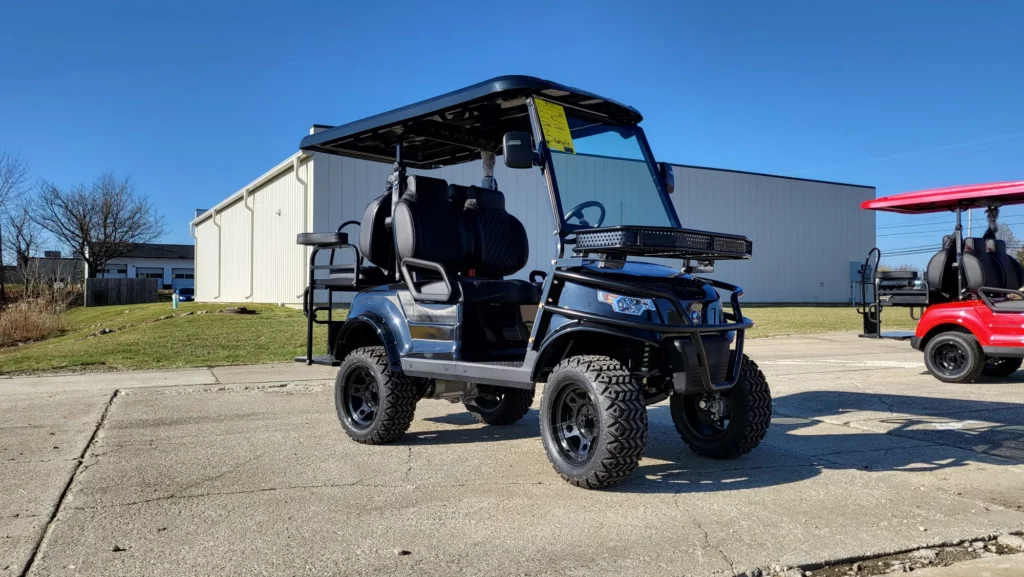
(564, 200, 606, 228)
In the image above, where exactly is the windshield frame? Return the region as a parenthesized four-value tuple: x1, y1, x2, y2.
(526, 96, 682, 241)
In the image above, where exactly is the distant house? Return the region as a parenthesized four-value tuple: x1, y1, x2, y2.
(88, 244, 195, 290)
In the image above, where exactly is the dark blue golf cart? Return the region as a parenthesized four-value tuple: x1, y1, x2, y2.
(296, 76, 771, 488)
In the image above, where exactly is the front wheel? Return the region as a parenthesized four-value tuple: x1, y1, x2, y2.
(923, 331, 985, 383)
(539, 356, 647, 489)
(982, 356, 1023, 378)
(671, 353, 772, 459)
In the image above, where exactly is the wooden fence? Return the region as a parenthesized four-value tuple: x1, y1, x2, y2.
(85, 278, 158, 307)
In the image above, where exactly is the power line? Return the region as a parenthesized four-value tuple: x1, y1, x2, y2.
(788, 129, 1024, 174)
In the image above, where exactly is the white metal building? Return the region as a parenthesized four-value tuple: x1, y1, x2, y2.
(191, 134, 874, 304)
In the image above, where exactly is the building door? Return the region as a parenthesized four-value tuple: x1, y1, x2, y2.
(171, 268, 194, 290)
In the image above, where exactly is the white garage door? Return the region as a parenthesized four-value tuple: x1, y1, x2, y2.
(171, 268, 194, 290)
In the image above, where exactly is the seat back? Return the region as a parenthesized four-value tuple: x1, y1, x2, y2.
(991, 239, 1024, 290)
(962, 237, 1002, 291)
(359, 193, 393, 271)
(451, 185, 530, 278)
(393, 176, 462, 268)
(925, 235, 957, 300)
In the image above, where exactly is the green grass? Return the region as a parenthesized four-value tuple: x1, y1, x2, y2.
(0, 301, 916, 375)
(743, 304, 918, 339)
(0, 302, 329, 375)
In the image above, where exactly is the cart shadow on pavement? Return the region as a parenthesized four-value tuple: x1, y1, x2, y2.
(406, 391, 1024, 494)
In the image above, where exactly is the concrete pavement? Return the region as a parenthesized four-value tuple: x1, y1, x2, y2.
(2, 335, 1023, 576)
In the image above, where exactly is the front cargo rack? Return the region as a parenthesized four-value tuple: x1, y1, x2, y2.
(572, 226, 753, 260)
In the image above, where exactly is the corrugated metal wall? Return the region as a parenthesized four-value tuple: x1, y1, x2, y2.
(670, 166, 875, 303)
(195, 152, 874, 304)
(193, 158, 312, 304)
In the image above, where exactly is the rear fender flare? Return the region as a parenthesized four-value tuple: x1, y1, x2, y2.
(335, 313, 402, 373)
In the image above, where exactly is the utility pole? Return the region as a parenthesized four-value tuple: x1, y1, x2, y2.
(968, 208, 973, 237)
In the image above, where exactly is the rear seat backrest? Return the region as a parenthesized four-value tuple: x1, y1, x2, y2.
(925, 235, 956, 300)
(359, 193, 393, 271)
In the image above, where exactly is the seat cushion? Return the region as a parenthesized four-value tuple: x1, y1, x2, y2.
(991, 298, 1024, 312)
(420, 279, 541, 304)
(460, 279, 541, 304)
(297, 232, 348, 247)
(327, 265, 389, 287)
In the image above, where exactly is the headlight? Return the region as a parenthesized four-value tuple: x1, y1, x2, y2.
(598, 291, 655, 316)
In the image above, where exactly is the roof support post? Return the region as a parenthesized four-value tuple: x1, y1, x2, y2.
(954, 206, 964, 299)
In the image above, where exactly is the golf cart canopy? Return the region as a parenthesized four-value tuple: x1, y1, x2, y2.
(299, 75, 643, 168)
(862, 181, 1024, 214)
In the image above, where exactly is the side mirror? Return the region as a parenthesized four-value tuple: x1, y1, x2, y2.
(658, 163, 675, 194)
(502, 132, 535, 169)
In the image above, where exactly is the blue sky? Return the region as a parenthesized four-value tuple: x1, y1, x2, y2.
(1, 1, 1022, 269)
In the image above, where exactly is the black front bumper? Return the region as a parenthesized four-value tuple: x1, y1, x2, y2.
(910, 336, 922, 350)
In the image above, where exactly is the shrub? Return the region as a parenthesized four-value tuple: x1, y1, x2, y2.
(0, 299, 67, 346)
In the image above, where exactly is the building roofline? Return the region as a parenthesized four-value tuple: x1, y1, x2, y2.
(670, 163, 874, 190)
(190, 151, 310, 227)
(192, 151, 873, 231)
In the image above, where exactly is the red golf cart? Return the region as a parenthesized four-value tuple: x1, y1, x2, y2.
(859, 181, 1024, 383)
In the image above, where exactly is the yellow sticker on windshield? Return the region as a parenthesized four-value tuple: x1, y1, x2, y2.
(534, 99, 575, 154)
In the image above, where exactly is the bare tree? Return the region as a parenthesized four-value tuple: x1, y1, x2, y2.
(3, 203, 41, 285)
(32, 173, 165, 278)
(0, 150, 31, 303)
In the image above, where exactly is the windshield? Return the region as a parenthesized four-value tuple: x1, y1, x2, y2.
(546, 110, 677, 230)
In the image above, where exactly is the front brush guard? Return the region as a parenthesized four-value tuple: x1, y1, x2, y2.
(542, 270, 752, 392)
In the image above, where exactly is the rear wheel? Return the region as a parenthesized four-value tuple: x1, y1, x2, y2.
(335, 347, 418, 444)
(982, 356, 1023, 378)
(923, 331, 985, 383)
(671, 353, 772, 459)
(465, 385, 535, 425)
(539, 356, 647, 489)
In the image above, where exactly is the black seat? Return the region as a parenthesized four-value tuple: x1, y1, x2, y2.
(925, 235, 957, 302)
(321, 192, 395, 288)
(990, 239, 1024, 290)
(394, 177, 540, 304)
(962, 237, 1002, 292)
(451, 184, 539, 304)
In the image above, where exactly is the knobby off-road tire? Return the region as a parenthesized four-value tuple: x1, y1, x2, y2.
(539, 356, 647, 489)
(465, 386, 535, 425)
(671, 352, 772, 459)
(923, 331, 985, 384)
(982, 356, 1023, 378)
(335, 346, 418, 444)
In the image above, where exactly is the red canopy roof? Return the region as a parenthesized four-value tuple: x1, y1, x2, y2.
(862, 181, 1024, 214)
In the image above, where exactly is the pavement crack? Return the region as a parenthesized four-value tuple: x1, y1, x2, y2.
(68, 479, 563, 512)
(18, 388, 120, 577)
(674, 489, 735, 575)
(403, 446, 413, 481)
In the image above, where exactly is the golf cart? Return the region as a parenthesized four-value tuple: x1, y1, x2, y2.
(295, 76, 771, 488)
(860, 181, 1024, 383)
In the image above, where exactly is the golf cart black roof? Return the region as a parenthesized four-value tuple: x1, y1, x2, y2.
(299, 75, 643, 169)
